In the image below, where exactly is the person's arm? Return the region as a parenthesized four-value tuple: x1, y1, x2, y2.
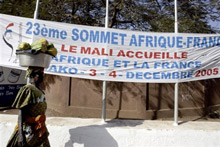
(18, 109, 26, 147)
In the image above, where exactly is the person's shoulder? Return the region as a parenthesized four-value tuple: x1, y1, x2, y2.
(22, 84, 37, 91)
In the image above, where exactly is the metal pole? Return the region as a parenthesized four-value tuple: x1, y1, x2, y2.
(173, 0, 179, 126)
(34, 0, 40, 19)
(102, 0, 109, 123)
(27, 0, 40, 85)
(102, 81, 107, 122)
(31, 0, 40, 44)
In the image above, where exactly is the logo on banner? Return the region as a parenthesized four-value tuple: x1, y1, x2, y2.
(2, 23, 14, 61)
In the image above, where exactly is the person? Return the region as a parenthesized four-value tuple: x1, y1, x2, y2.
(6, 67, 50, 147)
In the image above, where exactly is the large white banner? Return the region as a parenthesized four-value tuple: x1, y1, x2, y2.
(1, 14, 220, 83)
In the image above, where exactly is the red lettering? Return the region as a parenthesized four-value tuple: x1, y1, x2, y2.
(127, 51, 134, 58)
(109, 49, 113, 56)
(91, 48, 100, 55)
(135, 51, 143, 58)
(162, 52, 165, 59)
(182, 52, 187, 58)
(154, 52, 161, 59)
(81, 47, 91, 54)
(166, 52, 173, 59)
(195, 68, 219, 77)
(61, 44, 68, 52)
(101, 48, 108, 56)
(174, 52, 180, 59)
(69, 46, 77, 53)
(117, 50, 126, 57)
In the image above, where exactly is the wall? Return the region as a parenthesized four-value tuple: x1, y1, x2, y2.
(44, 75, 220, 119)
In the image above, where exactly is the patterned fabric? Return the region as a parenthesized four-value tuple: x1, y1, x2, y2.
(7, 84, 50, 147)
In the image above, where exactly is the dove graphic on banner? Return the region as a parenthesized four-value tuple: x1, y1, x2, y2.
(3, 23, 14, 61)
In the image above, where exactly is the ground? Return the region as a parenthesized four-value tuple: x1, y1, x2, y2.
(1, 106, 220, 123)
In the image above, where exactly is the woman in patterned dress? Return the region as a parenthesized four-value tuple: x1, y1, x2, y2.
(7, 67, 50, 147)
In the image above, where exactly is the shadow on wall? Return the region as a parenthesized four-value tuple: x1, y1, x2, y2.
(41, 74, 62, 91)
(64, 119, 144, 147)
(148, 80, 207, 119)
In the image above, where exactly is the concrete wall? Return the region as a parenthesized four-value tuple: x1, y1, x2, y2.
(1, 114, 220, 147)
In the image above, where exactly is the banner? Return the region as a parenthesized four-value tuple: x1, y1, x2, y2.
(1, 14, 220, 83)
(0, 66, 26, 106)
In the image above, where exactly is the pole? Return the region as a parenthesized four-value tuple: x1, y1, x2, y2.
(31, 0, 40, 44)
(102, 0, 109, 123)
(27, 0, 40, 83)
(173, 0, 179, 126)
(34, 0, 40, 19)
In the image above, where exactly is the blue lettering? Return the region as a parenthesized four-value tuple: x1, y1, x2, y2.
(195, 61, 201, 68)
(90, 30, 99, 43)
(52, 56, 58, 62)
(82, 58, 90, 66)
(102, 59, 109, 67)
(60, 30, 67, 39)
(41, 24, 48, 37)
(218, 37, 220, 47)
(154, 36, 157, 47)
(158, 36, 166, 48)
(193, 37, 200, 48)
(80, 30, 89, 42)
(171, 62, 179, 69)
(187, 37, 193, 48)
(136, 72, 143, 79)
(172, 72, 179, 79)
(111, 32, 118, 45)
(33, 23, 40, 35)
(187, 71, 193, 78)
(181, 72, 187, 79)
(92, 58, 101, 66)
(58, 66, 68, 73)
(114, 60, 121, 68)
(153, 72, 160, 79)
(154, 62, 161, 69)
(144, 72, 151, 79)
(188, 61, 195, 68)
(72, 28, 79, 41)
(48, 28, 59, 38)
(209, 37, 216, 47)
(119, 33, 127, 45)
(179, 62, 187, 69)
(129, 35, 137, 46)
(101, 31, 110, 43)
(167, 37, 175, 48)
(201, 37, 208, 48)
(138, 35, 145, 47)
(68, 56, 76, 64)
(176, 37, 183, 48)
(122, 61, 130, 68)
(146, 36, 153, 47)
(48, 65, 57, 72)
(60, 55, 67, 62)
(141, 62, 149, 69)
(134, 62, 140, 68)
(69, 67, 77, 74)
(126, 72, 134, 79)
(162, 62, 170, 69)
(161, 72, 171, 79)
